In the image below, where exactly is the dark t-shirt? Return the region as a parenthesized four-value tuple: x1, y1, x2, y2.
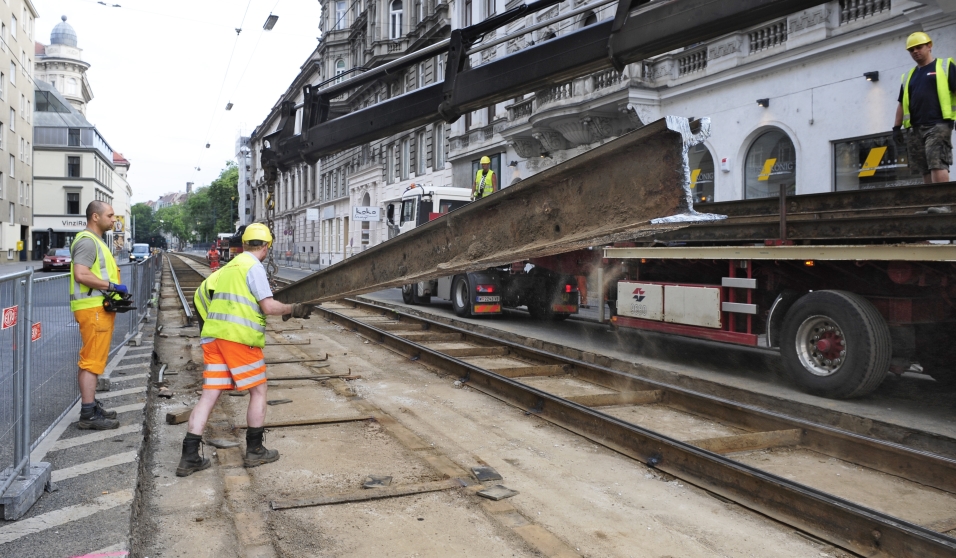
(898, 58, 956, 126)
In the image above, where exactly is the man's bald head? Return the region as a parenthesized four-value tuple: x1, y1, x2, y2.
(86, 200, 110, 221)
(85, 201, 115, 235)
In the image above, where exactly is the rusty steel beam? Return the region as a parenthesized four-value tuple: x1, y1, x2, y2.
(274, 117, 717, 304)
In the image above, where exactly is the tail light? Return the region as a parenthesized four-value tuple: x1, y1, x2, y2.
(564, 284, 578, 293)
(476, 284, 495, 293)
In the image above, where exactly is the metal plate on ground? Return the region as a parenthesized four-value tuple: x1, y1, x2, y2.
(476, 485, 518, 501)
(471, 466, 503, 482)
(363, 475, 393, 488)
(267, 399, 293, 406)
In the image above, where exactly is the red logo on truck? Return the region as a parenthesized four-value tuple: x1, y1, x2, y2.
(632, 288, 646, 302)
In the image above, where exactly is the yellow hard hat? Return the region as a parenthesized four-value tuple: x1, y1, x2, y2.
(906, 31, 932, 49)
(480, 156, 491, 164)
(242, 223, 273, 247)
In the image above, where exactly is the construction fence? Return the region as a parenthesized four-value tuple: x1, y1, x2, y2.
(0, 255, 159, 514)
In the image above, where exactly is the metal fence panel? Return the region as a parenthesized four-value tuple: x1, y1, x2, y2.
(28, 274, 82, 447)
(0, 269, 32, 497)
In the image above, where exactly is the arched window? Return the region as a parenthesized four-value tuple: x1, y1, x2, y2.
(688, 144, 715, 204)
(390, 0, 403, 39)
(361, 192, 371, 246)
(745, 129, 796, 199)
(335, 59, 346, 83)
(66, 77, 78, 95)
(581, 11, 597, 27)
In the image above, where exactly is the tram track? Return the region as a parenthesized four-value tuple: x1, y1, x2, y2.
(167, 253, 956, 556)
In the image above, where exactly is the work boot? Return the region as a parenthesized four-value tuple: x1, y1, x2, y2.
(95, 398, 117, 419)
(78, 405, 120, 430)
(176, 433, 211, 477)
(243, 427, 279, 468)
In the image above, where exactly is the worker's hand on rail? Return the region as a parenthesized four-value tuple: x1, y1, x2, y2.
(282, 303, 313, 322)
(893, 125, 905, 146)
(108, 282, 129, 295)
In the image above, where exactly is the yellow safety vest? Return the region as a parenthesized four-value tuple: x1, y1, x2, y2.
(200, 252, 267, 347)
(69, 230, 120, 312)
(193, 268, 222, 321)
(901, 57, 956, 128)
(473, 169, 495, 199)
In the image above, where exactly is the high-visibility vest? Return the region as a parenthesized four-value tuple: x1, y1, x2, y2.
(901, 57, 956, 128)
(69, 230, 120, 312)
(473, 169, 495, 199)
(200, 252, 267, 347)
(193, 269, 222, 321)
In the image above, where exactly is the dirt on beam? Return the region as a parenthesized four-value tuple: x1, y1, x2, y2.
(273, 116, 721, 305)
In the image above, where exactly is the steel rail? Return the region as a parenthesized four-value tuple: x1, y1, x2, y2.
(311, 299, 956, 557)
(165, 255, 194, 325)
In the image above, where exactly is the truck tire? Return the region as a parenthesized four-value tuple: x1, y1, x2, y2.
(451, 276, 471, 318)
(780, 290, 891, 399)
(401, 284, 415, 305)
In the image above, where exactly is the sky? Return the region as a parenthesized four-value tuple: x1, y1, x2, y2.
(33, 0, 323, 204)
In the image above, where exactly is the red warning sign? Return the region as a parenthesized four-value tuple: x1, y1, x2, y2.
(31, 322, 41, 341)
(1, 305, 17, 329)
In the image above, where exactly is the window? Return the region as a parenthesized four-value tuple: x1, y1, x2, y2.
(418, 62, 425, 89)
(17, 180, 20, 203)
(68, 128, 79, 147)
(1, 23, 6, 50)
(386, 145, 395, 184)
(8, 202, 12, 223)
(335, 59, 346, 83)
(18, 92, 23, 117)
(8, 107, 12, 132)
(833, 133, 922, 191)
(10, 15, 15, 39)
(687, 145, 715, 204)
(66, 192, 80, 215)
(581, 11, 597, 27)
(434, 123, 445, 169)
(335, 0, 347, 29)
(484, 0, 494, 18)
(464, 0, 472, 26)
(390, 0, 403, 39)
(68, 156, 80, 177)
(23, 181, 27, 205)
(0, 72, 5, 100)
(361, 193, 371, 245)
(435, 54, 444, 82)
(18, 136, 23, 160)
(417, 130, 426, 176)
(66, 78, 78, 96)
(745, 129, 796, 199)
(8, 154, 12, 177)
(400, 137, 410, 180)
(9, 62, 14, 86)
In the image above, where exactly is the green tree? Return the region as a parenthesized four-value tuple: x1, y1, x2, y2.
(155, 204, 192, 246)
(186, 162, 239, 242)
(131, 203, 158, 244)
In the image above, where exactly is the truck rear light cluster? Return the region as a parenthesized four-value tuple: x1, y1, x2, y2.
(476, 284, 495, 293)
(564, 284, 578, 293)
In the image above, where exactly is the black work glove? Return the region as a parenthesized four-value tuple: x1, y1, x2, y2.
(282, 303, 313, 321)
(893, 125, 905, 145)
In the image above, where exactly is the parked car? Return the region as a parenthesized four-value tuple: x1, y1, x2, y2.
(130, 243, 150, 262)
(42, 248, 71, 272)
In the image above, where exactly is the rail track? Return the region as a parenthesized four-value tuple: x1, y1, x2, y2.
(166, 253, 956, 557)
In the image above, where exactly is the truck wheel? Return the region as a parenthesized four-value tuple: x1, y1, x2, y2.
(452, 276, 470, 318)
(401, 284, 415, 305)
(780, 290, 891, 399)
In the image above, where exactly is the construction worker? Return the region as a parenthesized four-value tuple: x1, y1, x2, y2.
(177, 223, 313, 477)
(207, 245, 220, 270)
(472, 156, 497, 201)
(894, 31, 956, 184)
(69, 201, 122, 430)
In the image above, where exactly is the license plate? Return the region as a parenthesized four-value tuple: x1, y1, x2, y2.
(476, 296, 500, 303)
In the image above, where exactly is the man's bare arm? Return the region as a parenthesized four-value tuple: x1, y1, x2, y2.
(73, 264, 111, 291)
(258, 297, 294, 316)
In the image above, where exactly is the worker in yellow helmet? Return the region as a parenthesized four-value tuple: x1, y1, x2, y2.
(894, 31, 956, 184)
(472, 156, 498, 201)
(176, 222, 313, 477)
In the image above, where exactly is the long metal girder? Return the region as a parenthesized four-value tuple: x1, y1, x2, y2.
(273, 117, 714, 304)
(272, 0, 823, 166)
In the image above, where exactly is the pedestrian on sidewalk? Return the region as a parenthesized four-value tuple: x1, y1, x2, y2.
(69, 201, 123, 430)
(177, 223, 313, 477)
(893, 31, 956, 184)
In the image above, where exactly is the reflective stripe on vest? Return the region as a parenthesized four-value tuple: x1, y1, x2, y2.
(69, 230, 120, 312)
(901, 57, 956, 128)
(193, 269, 222, 321)
(200, 252, 267, 347)
(474, 170, 495, 198)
